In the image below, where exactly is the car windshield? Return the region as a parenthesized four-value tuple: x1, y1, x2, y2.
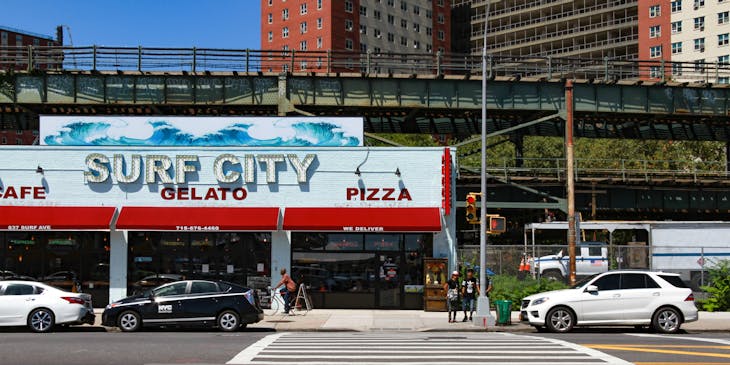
(570, 273, 599, 289)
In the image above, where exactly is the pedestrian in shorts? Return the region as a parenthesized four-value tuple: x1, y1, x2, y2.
(444, 271, 460, 323)
(461, 268, 480, 321)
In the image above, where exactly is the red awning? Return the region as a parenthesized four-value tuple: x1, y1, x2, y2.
(115, 207, 279, 231)
(283, 207, 442, 232)
(0, 206, 116, 231)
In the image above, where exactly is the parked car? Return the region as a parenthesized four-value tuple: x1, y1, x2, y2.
(0, 280, 95, 333)
(520, 270, 698, 334)
(129, 274, 183, 295)
(102, 280, 263, 332)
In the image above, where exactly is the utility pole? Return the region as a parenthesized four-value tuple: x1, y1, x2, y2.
(565, 80, 577, 286)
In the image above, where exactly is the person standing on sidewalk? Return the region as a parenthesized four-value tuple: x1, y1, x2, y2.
(274, 268, 297, 314)
(461, 268, 481, 322)
(444, 271, 460, 323)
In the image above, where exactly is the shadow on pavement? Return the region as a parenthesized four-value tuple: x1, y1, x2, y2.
(0, 325, 108, 333)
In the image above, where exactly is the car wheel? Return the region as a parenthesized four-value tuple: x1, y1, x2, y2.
(28, 308, 55, 333)
(542, 270, 564, 282)
(652, 307, 681, 334)
(118, 311, 142, 332)
(546, 307, 575, 333)
(217, 310, 240, 332)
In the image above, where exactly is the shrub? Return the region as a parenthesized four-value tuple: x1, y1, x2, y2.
(489, 274, 568, 311)
(699, 260, 730, 312)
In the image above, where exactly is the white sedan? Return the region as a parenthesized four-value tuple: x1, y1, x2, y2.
(521, 270, 698, 333)
(0, 280, 95, 332)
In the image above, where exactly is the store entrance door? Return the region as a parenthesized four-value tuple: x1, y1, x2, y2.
(376, 254, 402, 308)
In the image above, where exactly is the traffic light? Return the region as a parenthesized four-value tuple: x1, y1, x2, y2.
(488, 215, 506, 233)
(465, 193, 479, 224)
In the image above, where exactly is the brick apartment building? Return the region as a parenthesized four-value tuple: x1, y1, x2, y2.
(0, 25, 63, 71)
(260, 0, 451, 72)
(639, 0, 729, 83)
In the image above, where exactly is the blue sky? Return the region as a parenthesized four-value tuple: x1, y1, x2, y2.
(0, 0, 261, 48)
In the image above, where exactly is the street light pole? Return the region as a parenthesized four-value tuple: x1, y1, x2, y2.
(476, 0, 494, 325)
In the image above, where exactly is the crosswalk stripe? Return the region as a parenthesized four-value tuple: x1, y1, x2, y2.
(227, 333, 632, 365)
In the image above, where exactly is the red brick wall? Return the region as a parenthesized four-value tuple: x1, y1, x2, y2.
(638, 0, 671, 79)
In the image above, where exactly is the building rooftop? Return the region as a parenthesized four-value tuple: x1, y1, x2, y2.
(0, 25, 56, 41)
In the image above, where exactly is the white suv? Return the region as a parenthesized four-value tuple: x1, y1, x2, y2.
(520, 270, 698, 333)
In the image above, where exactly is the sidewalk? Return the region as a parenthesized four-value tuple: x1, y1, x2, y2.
(248, 309, 730, 332)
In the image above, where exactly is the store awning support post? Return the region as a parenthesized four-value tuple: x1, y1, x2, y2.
(565, 80, 577, 287)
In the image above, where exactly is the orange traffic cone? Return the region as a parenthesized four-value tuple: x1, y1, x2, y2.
(524, 257, 531, 272)
(518, 257, 526, 272)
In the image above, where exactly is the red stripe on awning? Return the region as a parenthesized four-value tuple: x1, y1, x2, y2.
(116, 207, 279, 231)
(283, 207, 442, 232)
(0, 206, 116, 231)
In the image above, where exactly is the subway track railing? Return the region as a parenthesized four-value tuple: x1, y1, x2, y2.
(1, 46, 729, 82)
(466, 157, 730, 182)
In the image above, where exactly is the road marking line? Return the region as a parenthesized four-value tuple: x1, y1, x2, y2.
(635, 363, 730, 365)
(260, 350, 582, 354)
(252, 355, 597, 359)
(502, 333, 633, 365)
(626, 333, 730, 345)
(226, 333, 286, 365)
(584, 344, 730, 349)
(586, 345, 730, 359)
(243, 362, 624, 365)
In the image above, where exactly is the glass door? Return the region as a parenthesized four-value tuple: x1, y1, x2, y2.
(376, 254, 402, 308)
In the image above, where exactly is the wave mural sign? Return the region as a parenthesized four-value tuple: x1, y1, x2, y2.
(39, 116, 363, 147)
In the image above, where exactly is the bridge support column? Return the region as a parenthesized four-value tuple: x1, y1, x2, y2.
(511, 134, 524, 168)
(565, 80, 577, 287)
(726, 142, 730, 173)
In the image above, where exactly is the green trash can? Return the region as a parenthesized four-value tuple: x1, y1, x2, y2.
(495, 300, 512, 325)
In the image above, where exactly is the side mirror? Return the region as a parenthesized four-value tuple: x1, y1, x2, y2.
(585, 285, 598, 293)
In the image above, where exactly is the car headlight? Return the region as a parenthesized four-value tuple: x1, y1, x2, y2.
(531, 297, 549, 306)
(106, 303, 119, 309)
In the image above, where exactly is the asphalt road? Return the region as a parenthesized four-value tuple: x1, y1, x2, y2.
(0, 326, 728, 365)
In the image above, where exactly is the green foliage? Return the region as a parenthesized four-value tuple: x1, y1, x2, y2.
(489, 274, 568, 311)
(699, 260, 730, 312)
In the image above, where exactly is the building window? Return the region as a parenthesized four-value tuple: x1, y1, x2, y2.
(694, 0, 704, 8)
(360, 5, 367, 16)
(317, 37, 323, 48)
(719, 77, 730, 84)
(268, 31, 273, 42)
(401, 19, 408, 29)
(387, 33, 394, 42)
(671, 0, 682, 12)
(650, 45, 662, 58)
(694, 16, 705, 30)
(426, 44, 432, 53)
(426, 27, 432, 36)
(282, 45, 289, 56)
(268, 13, 273, 24)
(437, 30, 445, 41)
(345, 38, 353, 50)
(720, 33, 730, 46)
(387, 0, 394, 6)
(300, 3, 307, 14)
(317, 0, 322, 9)
(388, 15, 394, 24)
(282, 64, 289, 72)
(720, 12, 730, 24)
(413, 23, 420, 33)
(437, 0, 444, 6)
(649, 5, 661, 18)
(268, 0, 273, 5)
(413, 5, 420, 15)
(345, 0, 353, 12)
(672, 63, 683, 76)
(360, 24, 367, 35)
(400, 1, 407, 11)
(374, 29, 382, 38)
(719, 55, 730, 64)
(649, 25, 661, 38)
(426, 9, 432, 19)
(437, 13, 445, 24)
(671, 21, 683, 33)
(694, 59, 705, 72)
(413, 40, 420, 49)
(345, 19, 354, 31)
(300, 21, 308, 34)
(300, 61, 307, 71)
(360, 43, 367, 52)
(282, 8, 289, 20)
(300, 40, 307, 51)
(1, 137, 6, 144)
(317, 18, 323, 29)
(400, 36, 408, 46)
(374, 47, 381, 53)
(374, 10, 381, 20)
(672, 41, 683, 54)
(282, 27, 289, 38)
(695, 37, 705, 51)
(649, 66, 662, 78)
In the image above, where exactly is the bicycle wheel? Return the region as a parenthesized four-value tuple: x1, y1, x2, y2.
(270, 291, 283, 315)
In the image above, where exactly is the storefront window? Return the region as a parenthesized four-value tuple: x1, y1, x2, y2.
(291, 232, 432, 309)
(127, 232, 271, 296)
(0, 232, 110, 305)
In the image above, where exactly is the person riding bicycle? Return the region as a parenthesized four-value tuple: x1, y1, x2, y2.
(273, 268, 297, 314)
